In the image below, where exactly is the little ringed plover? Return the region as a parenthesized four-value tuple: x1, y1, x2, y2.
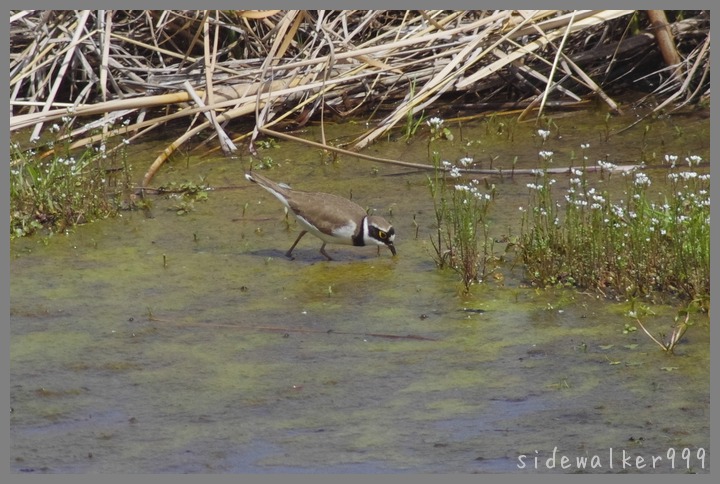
(245, 172, 396, 260)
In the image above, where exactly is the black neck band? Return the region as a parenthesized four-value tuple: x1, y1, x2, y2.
(352, 217, 366, 246)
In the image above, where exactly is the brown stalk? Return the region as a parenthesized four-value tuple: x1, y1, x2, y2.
(10, 9, 705, 187)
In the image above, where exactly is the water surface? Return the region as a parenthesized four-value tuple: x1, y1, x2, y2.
(10, 106, 710, 473)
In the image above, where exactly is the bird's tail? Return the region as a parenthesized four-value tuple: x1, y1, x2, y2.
(245, 172, 293, 205)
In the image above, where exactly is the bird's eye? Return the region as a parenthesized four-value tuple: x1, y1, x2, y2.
(378, 230, 387, 239)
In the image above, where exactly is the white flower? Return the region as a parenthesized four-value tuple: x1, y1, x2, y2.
(537, 129, 550, 141)
(679, 171, 698, 180)
(427, 117, 444, 128)
(685, 155, 703, 166)
(538, 150, 554, 160)
(634, 172, 651, 186)
(598, 160, 617, 171)
(459, 157, 473, 167)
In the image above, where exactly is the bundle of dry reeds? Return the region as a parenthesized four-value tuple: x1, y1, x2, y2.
(9, 10, 710, 186)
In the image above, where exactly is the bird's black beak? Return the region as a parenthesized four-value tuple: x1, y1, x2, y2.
(388, 243, 397, 256)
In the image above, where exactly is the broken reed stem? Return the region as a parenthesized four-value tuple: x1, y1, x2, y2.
(257, 126, 642, 176)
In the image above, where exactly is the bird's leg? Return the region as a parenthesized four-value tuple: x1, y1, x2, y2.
(285, 230, 308, 259)
(319, 243, 333, 261)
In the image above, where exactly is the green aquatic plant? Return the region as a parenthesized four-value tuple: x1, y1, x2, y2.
(519, 135, 709, 302)
(157, 178, 210, 215)
(10, 117, 133, 237)
(401, 81, 426, 142)
(256, 138, 279, 150)
(634, 298, 702, 354)
(426, 116, 454, 146)
(427, 146, 496, 293)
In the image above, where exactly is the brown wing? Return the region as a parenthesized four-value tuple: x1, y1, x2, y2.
(247, 171, 368, 236)
(286, 191, 367, 236)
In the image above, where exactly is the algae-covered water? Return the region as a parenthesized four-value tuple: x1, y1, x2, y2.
(10, 107, 710, 473)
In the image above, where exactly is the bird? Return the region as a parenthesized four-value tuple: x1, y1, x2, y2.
(244, 171, 396, 260)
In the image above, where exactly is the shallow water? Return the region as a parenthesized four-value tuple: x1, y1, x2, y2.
(10, 106, 710, 473)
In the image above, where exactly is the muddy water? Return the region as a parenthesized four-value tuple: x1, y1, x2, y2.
(10, 107, 710, 473)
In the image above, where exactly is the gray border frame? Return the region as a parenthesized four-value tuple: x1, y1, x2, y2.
(4, 2, 715, 483)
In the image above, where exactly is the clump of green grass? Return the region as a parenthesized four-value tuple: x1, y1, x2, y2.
(426, 117, 496, 293)
(520, 134, 709, 303)
(10, 118, 132, 238)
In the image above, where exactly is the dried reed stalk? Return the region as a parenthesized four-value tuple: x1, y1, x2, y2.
(9, 10, 708, 187)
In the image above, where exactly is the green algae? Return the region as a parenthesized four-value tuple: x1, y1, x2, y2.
(10, 107, 709, 473)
